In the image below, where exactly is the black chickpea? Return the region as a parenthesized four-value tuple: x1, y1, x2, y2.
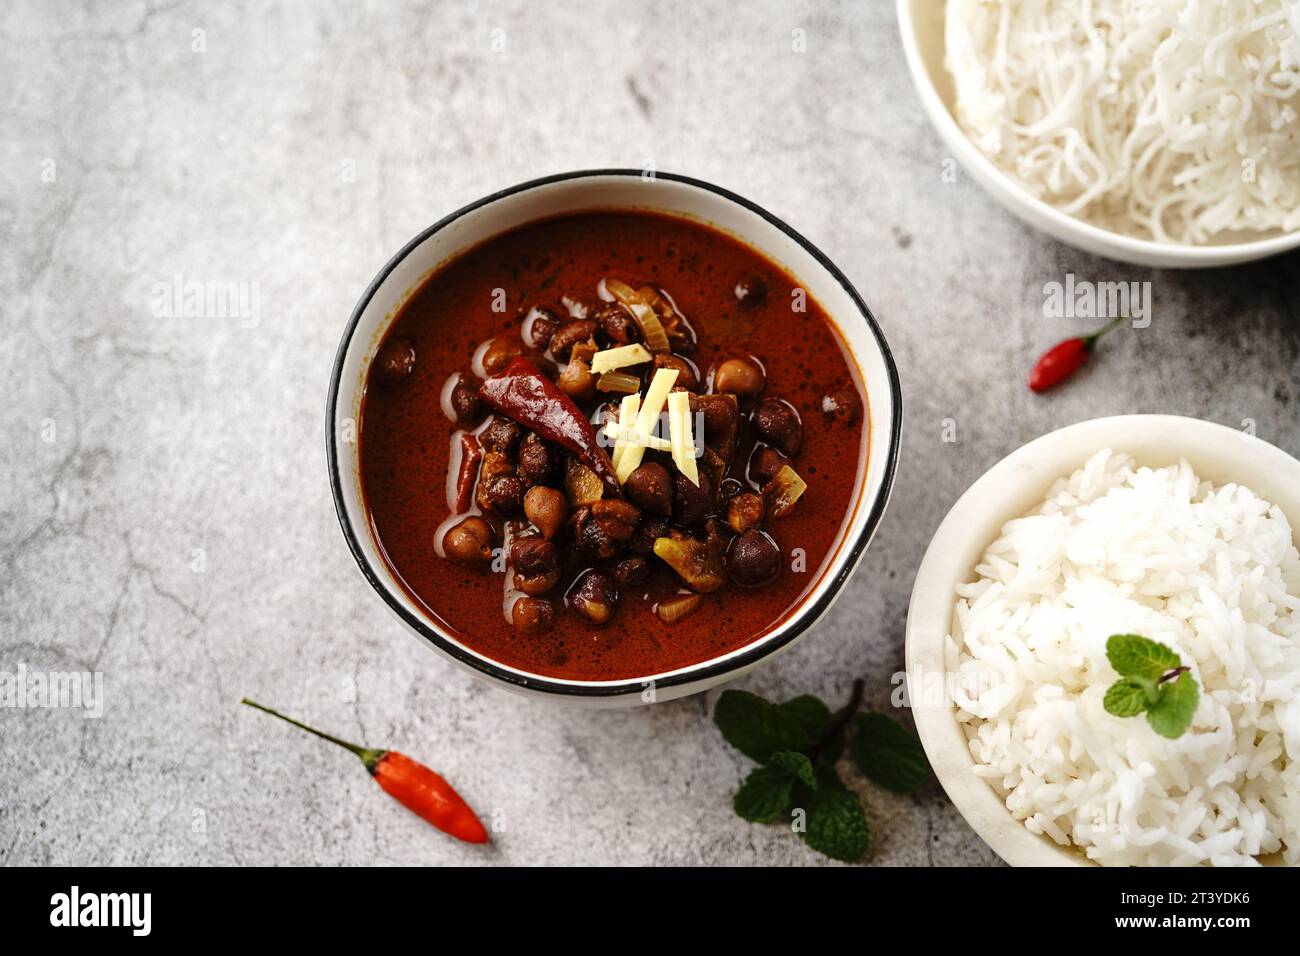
(673, 469, 714, 527)
(517, 432, 555, 484)
(557, 357, 597, 403)
(714, 356, 765, 399)
(569, 569, 619, 626)
(548, 319, 599, 361)
(480, 335, 522, 377)
(523, 485, 568, 539)
(476, 451, 523, 514)
(614, 556, 651, 588)
(752, 397, 802, 456)
(728, 529, 781, 588)
(448, 373, 483, 425)
(522, 307, 560, 350)
(482, 473, 527, 514)
(512, 596, 554, 634)
(510, 536, 562, 596)
(652, 354, 699, 392)
(377, 338, 417, 380)
(628, 515, 669, 556)
(571, 505, 618, 561)
(594, 302, 636, 345)
(749, 445, 790, 486)
(443, 516, 494, 567)
(481, 418, 523, 454)
(693, 392, 739, 439)
(821, 386, 862, 426)
(624, 462, 673, 516)
(590, 498, 641, 542)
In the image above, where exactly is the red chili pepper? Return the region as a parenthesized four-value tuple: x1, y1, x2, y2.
(1028, 317, 1126, 393)
(241, 699, 489, 844)
(453, 432, 483, 514)
(479, 356, 620, 494)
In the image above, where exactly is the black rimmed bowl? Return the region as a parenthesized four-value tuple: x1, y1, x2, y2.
(327, 170, 902, 705)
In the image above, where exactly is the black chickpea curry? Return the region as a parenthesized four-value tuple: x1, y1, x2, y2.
(359, 211, 868, 680)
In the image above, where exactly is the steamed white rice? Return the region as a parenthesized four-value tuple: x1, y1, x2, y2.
(948, 449, 1300, 866)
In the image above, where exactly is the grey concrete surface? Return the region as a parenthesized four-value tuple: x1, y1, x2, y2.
(1, 0, 1296, 867)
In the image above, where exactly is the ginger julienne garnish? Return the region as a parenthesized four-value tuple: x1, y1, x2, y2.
(614, 366, 678, 484)
(590, 342, 653, 375)
(666, 390, 698, 486)
(603, 419, 672, 452)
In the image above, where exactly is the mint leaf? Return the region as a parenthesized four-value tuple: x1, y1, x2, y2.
(779, 695, 831, 738)
(1102, 635, 1198, 738)
(1103, 678, 1149, 718)
(796, 772, 869, 862)
(714, 690, 811, 763)
(1146, 670, 1199, 739)
(849, 712, 930, 793)
(770, 750, 816, 788)
(817, 725, 847, 769)
(1107, 634, 1181, 680)
(733, 767, 794, 823)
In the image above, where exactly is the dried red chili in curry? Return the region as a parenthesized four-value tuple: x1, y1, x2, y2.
(359, 211, 867, 681)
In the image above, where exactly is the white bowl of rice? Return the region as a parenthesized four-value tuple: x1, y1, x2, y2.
(905, 415, 1300, 866)
(897, 0, 1300, 267)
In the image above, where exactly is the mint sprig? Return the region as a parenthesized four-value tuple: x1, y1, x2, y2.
(1102, 634, 1199, 739)
(714, 679, 931, 863)
(713, 690, 811, 763)
(849, 712, 930, 793)
(800, 769, 869, 863)
(733, 767, 795, 823)
(1106, 633, 1181, 679)
(769, 750, 817, 787)
(778, 695, 832, 738)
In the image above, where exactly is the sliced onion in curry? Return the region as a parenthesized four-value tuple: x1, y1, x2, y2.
(654, 593, 704, 625)
(603, 277, 671, 353)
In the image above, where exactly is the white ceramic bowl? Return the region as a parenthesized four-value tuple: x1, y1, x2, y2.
(896, 0, 1300, 268)
(328, 170, 902, 706)
(905, 415, 1300, 865)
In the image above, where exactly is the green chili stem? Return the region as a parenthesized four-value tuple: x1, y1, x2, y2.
(1084, 316, 1128, 347)
(241, 698, 385, 772)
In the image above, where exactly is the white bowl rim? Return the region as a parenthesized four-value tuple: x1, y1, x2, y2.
(905, 413, 1300, 866)
(326, 168, 904, 699)
(895, 0, 1300, 267)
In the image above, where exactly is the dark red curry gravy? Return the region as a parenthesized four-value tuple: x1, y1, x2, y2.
(359, 210, 867, 681)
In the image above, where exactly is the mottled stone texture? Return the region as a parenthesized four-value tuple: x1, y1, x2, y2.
(1, 0, 1296, 867)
